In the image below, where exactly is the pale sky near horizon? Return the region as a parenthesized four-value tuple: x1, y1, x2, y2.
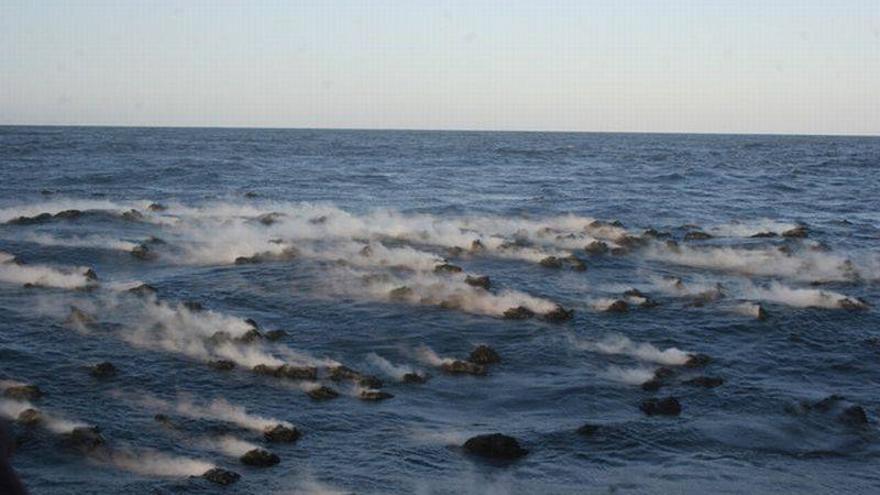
(1, 1, 879, 135)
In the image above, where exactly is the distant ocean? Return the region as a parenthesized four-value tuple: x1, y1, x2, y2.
(1, 126, 878, 494)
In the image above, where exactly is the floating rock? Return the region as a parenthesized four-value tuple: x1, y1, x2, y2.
(130, 244, 157, 261)
(128, 283, 157, 297)
(146, 203, 167, 212)
(539, 256, 563, 269)
(750, 231, 778, 238)
(502, 306, 535, 320)
(576, 424, 599, 436)
(263, 424, 300, 442)
(684, 231, 712, 241)
(463, 433, 528, 460)
(359, 390, 394, 401)
(202, 468, 240, 485)
(17, 408, 42, 427)
(604, 300, 629, 313)
(469, 345, 501, 365)
(389, 286, 414, 301)
(543, 305, 574, 322)
(683, 376, 724, 388)
(584, 241, 609, 255)
(306, 386, 339, 401)
(639, 397, 682, 416)
(240, 448, 280, 467)
(89, 362, 118, 378)
(684, 353, 711, 368)
(3, 384, 43, 401)
(65, 426, 106, 450)
(441, 360, 487, 376)
(208, 360, 236, 371)
(464, 275, 491, 290)
(434, 263, 463, 274)
(782, 225, 808, 238)
(265, 329, 287, 341)
(402, 372, 430, 384)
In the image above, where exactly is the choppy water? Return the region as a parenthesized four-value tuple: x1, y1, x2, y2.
(1, 126, 879, 494)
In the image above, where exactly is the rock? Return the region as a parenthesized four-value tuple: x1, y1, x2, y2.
(543, 305, 574, 322)
(446, 246, 465, 258)
(565, 256, 587, 271)
(782, 225, 808, 238)
(65, 306, 96, 328)
(604, 300, 629, 313)
(434, 263, 463, 274)
(359, 390, 394, 401)
(402, 372, 430, 384)
(329, 366, 382, 388)
(240, 448, 280, 467)
(683, 376, 724, 388)
(7, 212, 53, 225)
(576, 424, 599, 436)
(89, 362, 118, 378)
(17, 408, 42, 427)
(641, 379, 663, 392)
(839, 297, 869, 311)
(502, 306, 535, 320)
(610, 247, 628, 256)
(616, 235, 646, 249)
(539, 256, 563, 268)
(3, 384, 43, 401)
(665, 240, 681, 252)
(66, 426, 106, 450)
(182, 300, 204, 312)
(623, 288, 647, 298)
(623, 289, 659, 308)
(130, 244, 157, 260)
(265, 329, 287, 341)
(750, 231, 778, 238)
(797, 395, 870, 427)
(441, 360, 487, 376)
(643, 229, 671, 239)
(584, 241, 609, 255)
(464, 275, 491, 290)
(147, 203, 167, 212)
(278, 365, 318, 380)
(684, 231, 712, 241)
(154, 414, 173, 427)
(684, 353, 711, 368)
(54, 209, 83, 220)
(307, 386, 339, 401)
(463, 433, 528, 460)
(202, 468, 240, 485)
(358, 375, 383, 389)
(236, 328, 264, 344)
(389, 286, 414, 301)
(308, 214, 327, 224)
(83, 268, 99, 281)
(639, 397, 682, 416)
(263, 424, 300, 442)
(755, 304, 769, 320)
(664, 276, 685, 290)
(256, 212, 284, 226)
(469, 345, 501, 365)
(839, 405, 869, 427)
(128, 283, 157, 297)
(470, 240, 486, 252)
(208, 360, 236, 371)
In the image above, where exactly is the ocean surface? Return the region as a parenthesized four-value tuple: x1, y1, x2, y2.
(0, 126, 879, 494)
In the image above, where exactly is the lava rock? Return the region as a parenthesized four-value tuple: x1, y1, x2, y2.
(502, 306, 535, 320)
(782, 225, 809, 238)
(306, 386, 340, 401)
(389, 286, 414, 301)
(543, 305, 575, 322)
(402, 372, 430, 384)
(208, 360, 236, 371)
(464, 275, 491, 290)
(359, 390, 394, 401)
(264, 329, 287, 341)
(584, 241, 609, 255)
(263, 424, 300, 442)
(441, 360, 487, 376)
(469, 345, 501, 365)
(147, 203, 167, 212)
(66, 426, 106, 450)
(89, 362, 118, 378)
(604, 300, 629, 313)
(639, 397, 682, 416)
(750, 231, 778, 238)
(202, 468, 240, 485)
(539, 256, 563, 268)
(684, 353, 711, 368)
(17, 408, 42, 427)
(683, 376, 724, 388)
(240, 448, 280, 467)
(434, 263, 463, 274)
(463, 433, 528, 460)
(3, 385, 43, 401)
(128, 283, 157, 297)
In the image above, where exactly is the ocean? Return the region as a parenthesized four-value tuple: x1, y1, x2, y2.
(0, 126, 878, 494)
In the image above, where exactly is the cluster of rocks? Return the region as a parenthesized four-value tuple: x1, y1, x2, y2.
(538, 255, 586, 272)
(438, 345, 502, 376)
(502, 304, 574, 322)
(234, 246, 299, 265)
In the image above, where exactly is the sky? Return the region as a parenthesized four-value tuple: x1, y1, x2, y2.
(1, 1, 879, 135)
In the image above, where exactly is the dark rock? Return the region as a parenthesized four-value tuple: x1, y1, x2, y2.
(359, 390, 394, 401)
(244, 191, 260, 198)
(463, 433, 528, 460)
(469, 345, 501, 365)
(543, 305, 575, 322)
(147, 203, 167, 212)
(307, 386, 340, 401)
(470, 239, 486, 252)
(839, 297, 869, 311)
(17, 408, 42, 427)
(756, 304, 768, 320)
(584, 241, 609, 255)
(54, 209, 83, 220)
(182, 300, 204, 312)
(4, 384, 43, 401)
(128, 283, 157, 297)
(121, 209, 145, 222)
(358, 375, 383, 389)
(565, 256, 587, 271)
(616, 235, 646, 249)
(131, 244, 157, 260)
(610, 247, 628, 256)
(777, 245, 793, 255)
(604, 300, 629, 313)
(839, 406, 869, 427)
(641, 379, 663, 392)
(750, 231, 778, 238)
(684, 353, 711, 368)
(7, 212, 53, 225)
(446, 246, 465, 258)
(683, 376, 724, 388)
(502, 306, 535, 320)
(89, 362, 118, 378)
(202, 468, 240, 485)
(234, 256, 260, 265)
(576, 424, 599, 436)
(329, 366, 382, 388)
(684, 231, 712, 241)
(782, 225, 809, 238)
(653, 367, 677, 380)
(308, 215, 327, 224)
(154, 414, 173, 427)
(623, 288, 647, 298)
(359, 244, 373, 257)
(434, 263, 463, 274)
(643, 229, 671, 239)
(256, 212, 284, 226)
(665, 239, 681, 252)
(66, 426, 106, 450)
(441, 360, 487, 376)
(83, 268, 99, 281)
(265, 329, 287, 341)
(240, 448, 280, 467)
(389, 286, 414, 301)
(208, 360, 236, 371)
(236, 328, 263, 344)
(277, 365, 318, 380)
(263, 424, 301, 442)
(464, 275, 491, 290)
(402, 372, 430, 384)
(539, 256, 563, 268)
(639, 397, 682, 416)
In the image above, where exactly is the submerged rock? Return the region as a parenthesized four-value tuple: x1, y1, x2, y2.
(402, 372, 430, 384)
(543, 305, 575, 322)
(240, 448, 280, 467)
(839, 297, 869, 311)
(576, 424, 600, 436)
(127, 283, 157, 297)
(65, 426, 106, 450)
(683, 376, 724, 388)
(263, 424, 301, 442)
(502, 306, 535, 320)
(794, 395, 870, 427)
(539, 256, 563, 269)
(3, 384, 43, 401)
(89, 362, 118, 378)
(782, 225, 809, 238)
(146, 202, 167, 212)
(464, 275, 491, 290)
(584, 241, 609, 255)
(684, 353, 711, 368)
(434, 263, 463, 274)
(359, 390, 394, 401)
(639, 397, 682, 416)
(17, 408, 43, 427)
(604, 300, 629, 313)
(389, 286, 414, 301)
(684, 231, 712, 241)
(208, 360, 236, 371)
(441, 360, 487, 376)
(202, 468, 241, 485)
(130, 244, 157, 260)
(154, 414, 174, 427)
(265, 329, 287, 341)
(463, 433, 528, 460)
(469, 345, 501, 365)
(750, 231, 778, 238)
(307, 386, 340, 401)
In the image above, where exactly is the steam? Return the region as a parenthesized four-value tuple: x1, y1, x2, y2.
(601, 365, 656, 386)
(573, 334, 690, 366)
(0, 259, 94, 289)
(141, 394, 292, 432)
(414, 346, 454, 367)
(366, 353, 414, 381)
(739, 281, 861, 309)
(199, 435, 261, 457)
(16, 233, 139, 252)
(97, 448, 214, 477)
(706, 219, 798, 238)
(0, 398, 88, 433)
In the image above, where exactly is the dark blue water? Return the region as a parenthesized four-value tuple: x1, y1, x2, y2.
(1, 126, 879, 494)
